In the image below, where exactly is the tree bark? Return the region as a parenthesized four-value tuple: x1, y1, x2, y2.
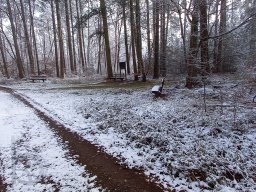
(56, 0, 65, 78)
(100, 0, 113, 78)
(97, 16, 102, 75)
(216, 0, 227, 73)
(153, 0, 160, 79)
(200, 0, 210, 74)
(186, 0, 200, 88)
(135, 0, 146, 81)
(69, 1, 77, 73)
(213, 0, 220, 72)
(6, 0, 24, 79)
(64, 0, 74, 73)
(19, 0, 35, 75)
(50, 0, 60, 77)
(75, 0, 85, 73)
(145, 0, 151, 75)
(122, 0, 130, 75)
(0, 31, 9, 78)
(129, 0, 138, 80)
(160, 0, 167, 77)
(28, 0, 39, 75)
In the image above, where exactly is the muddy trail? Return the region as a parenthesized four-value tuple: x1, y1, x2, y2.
(0, 86, 164, 192)
(0, 176, 7, 192)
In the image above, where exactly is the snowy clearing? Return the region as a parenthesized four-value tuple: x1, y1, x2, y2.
(2, 76, 256, 192)
(0, 91, 102, 191)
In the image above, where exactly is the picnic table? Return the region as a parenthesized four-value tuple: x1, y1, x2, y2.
(109, 73, 125, 81)
(30, 75, 47, 82)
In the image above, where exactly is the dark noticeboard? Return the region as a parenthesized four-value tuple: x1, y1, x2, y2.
(119, 62, 126, 70)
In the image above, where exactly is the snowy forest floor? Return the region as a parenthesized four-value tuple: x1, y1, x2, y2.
(0, 74, 256, 192)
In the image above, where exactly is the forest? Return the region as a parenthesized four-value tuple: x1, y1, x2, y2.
(0, 0, 256, 191)
(0, 0, 255, 86)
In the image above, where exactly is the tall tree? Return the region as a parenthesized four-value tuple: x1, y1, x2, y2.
(56, 0, 65, 78)
(213, 0, 220, 71)
(64, 0, 74, 73)
(135, 0, 146, 81)
(199, 0, 210, 74)
(28, 0, 40, 75)
(216, 0, 227, 72)
(122, 0, 130, 75)
(172, 0, 188, 69)
(0, 30, 9, 78)
(0, 7, 9, 78)
(100, 0, 113, 78)
(186, 0, 200, 88)
(75, 0, 86, 73)
(6, 0, 24, 79)
(50, 0, 60, 77)
(153, 0, 160, 79)
(145, 0, 151, 75)
(160, 0, 167, 77)
(248, 0, 256, 65)
(19, 0, 35, 75)
(97, 15, 103, 74)
(129, 0, 138, 80)
(69, 0, 77, 73)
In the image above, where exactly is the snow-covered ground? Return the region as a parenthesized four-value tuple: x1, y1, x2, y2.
(2, 77, 256, 192)
(0, 91, 102, 191)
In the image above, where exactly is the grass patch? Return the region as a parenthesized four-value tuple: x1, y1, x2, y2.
(49, 80, 155, 91)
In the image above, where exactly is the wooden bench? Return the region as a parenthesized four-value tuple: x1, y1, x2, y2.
(30, 75, 47, 82)
(109, 73, 125, 81)
(152, 78, 165, 97)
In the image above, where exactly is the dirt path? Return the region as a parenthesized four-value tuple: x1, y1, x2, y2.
(0, 176, 7, 192)
(0, 86, 163, 192)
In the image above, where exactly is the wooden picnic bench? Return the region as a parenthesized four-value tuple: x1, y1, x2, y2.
(151, 78, 165, 97)
(30, 75, 47, 82)
(109, 73, 125, 81)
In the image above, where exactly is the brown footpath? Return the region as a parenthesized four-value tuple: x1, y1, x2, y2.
(0, 176, 7, 192)
(0, 86, 164, 192)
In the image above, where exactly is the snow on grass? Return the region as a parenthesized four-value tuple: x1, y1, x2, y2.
(0, 92, 103, 191)
(8, 79, 256, 191)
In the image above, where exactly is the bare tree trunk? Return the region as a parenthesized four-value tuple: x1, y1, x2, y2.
(153, 0, 160, 79)
(100, 0, 113, 78)
(113, 13, 119, 72)
(213, 0, 219, 72)
(160, 0, 167, 77)
(0, 31, 9, 78)
(249, 0, 256, 66)
(145, 0, 151, 75)
(186, 0, 200, 88)
(56, 0, 66, 78)
(200, 0, 210, 74)
(69, 1, 77, 74)
(174, 0, 188, 71)
(129, 0, 138, 80)
(82, 28, 88, 70)
(135, 0, 146, 81)
(64, 0, 74, 73)
(216, 0, 227, 73)
(42, 33, 47, 72)
(75, 0, 85, 73)
(6, 0, 24, 79)
(0, 13, 9, 78)
(28, 1, 40, 75)
(122, 0, 130, 75)
(114, 18, 122, 72)
(19, 0, 35, 75)
(50, 0, 60, 77)
(86, 0, 90, 69)
(28, 0, 40, 75)
(97, 16, 102, 74)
